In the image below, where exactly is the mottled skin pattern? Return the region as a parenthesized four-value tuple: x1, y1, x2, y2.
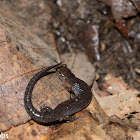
(24, 63, 92, 123)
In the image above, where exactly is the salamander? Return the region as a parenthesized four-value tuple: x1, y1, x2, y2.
(24, 63, 92, 123)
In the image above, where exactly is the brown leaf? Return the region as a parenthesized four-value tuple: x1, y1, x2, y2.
(98, 0, 137, 22)
(93, 74, 140, 119)
(0, 9, 60, 131)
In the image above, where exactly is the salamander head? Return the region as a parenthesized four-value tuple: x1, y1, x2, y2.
(55, 63, 75, 87)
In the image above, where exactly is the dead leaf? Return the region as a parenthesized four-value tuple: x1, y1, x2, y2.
(98, 0, 137, 22)
(93, 74, 140, 119)
(0, 9, 60, 131)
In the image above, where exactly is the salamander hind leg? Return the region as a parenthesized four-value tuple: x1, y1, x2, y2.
(40, 105, 53, 114)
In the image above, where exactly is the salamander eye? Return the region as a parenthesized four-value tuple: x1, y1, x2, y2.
(62, 64, 67, 67)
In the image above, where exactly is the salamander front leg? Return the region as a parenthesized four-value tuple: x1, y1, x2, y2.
(63, 115, 80, 122)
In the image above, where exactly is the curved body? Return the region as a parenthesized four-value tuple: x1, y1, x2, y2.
(24, 63, 92, 123)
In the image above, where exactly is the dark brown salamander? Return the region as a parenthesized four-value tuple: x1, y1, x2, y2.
(24, 63, 92, 123)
